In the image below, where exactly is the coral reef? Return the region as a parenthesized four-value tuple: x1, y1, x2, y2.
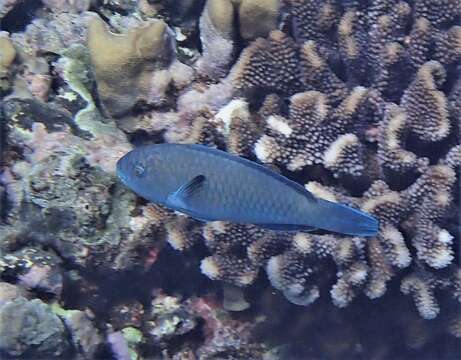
(196, 0, 281, 80)
(1, 0, 460, 358)
(146, 294, 197, 346)
(237, 0, 280, 41)
(190, 296, 264, 359)
(186, 0, 460, 318)
(0, 247, 63, 297)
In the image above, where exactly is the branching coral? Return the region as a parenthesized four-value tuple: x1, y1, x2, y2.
(153, 0, 461, 331)
(377, 103, 428, 173)
(401, 61, 450, 142)
(232, 30, 300, 94)
(254, 88, 368, 177)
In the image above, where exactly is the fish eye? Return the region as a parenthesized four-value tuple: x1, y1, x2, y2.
(134, 162, 145, 177)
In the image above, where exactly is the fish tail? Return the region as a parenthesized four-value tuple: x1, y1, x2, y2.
(311, 199, 379, 237)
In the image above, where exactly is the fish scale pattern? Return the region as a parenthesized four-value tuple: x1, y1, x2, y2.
(149, 145, 318, 226)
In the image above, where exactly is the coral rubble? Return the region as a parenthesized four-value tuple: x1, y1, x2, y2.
(0, 0, 460, 358)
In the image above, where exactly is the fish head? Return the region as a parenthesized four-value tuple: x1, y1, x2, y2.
(116, 145, 168, 202)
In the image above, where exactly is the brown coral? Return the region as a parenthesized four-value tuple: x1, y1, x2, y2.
(232, 30, 299, 94)
(0, 32, 16, 92)
(377, 103, 428, 173)
(161, 0, 459, 330)
(238, 0, 280, 41)
(401, 271, 440, 320)
(401, 61, 450, 142)
(0, 32, 16, 73)
(88, 15, 191, 117)
(255, 88, 368, 177)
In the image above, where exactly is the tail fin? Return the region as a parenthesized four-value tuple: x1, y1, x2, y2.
(311, 198, 379, 237)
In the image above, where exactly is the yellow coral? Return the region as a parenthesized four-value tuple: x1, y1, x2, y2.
(238, 0, 280, 40)
(205, 0, 234, 38)
(204, 0, 279, 41)
(0, 33, 16, 74)
(87, 16, 174, 117)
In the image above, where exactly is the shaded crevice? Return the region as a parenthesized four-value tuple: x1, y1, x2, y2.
(0, 0, 43, 32)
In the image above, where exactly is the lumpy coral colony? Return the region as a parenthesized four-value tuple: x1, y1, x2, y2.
(0, 0, 460, 358)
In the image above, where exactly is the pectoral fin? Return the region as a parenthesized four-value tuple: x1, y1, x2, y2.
(166, 175, 206, 210)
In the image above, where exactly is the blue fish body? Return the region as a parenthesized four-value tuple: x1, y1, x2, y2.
(116, 143, 379, 236)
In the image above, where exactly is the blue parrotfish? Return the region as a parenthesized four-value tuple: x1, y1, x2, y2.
(116, 144, 379, 236)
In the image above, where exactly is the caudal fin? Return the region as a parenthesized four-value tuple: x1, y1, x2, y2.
(312, 199, 379, 237)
